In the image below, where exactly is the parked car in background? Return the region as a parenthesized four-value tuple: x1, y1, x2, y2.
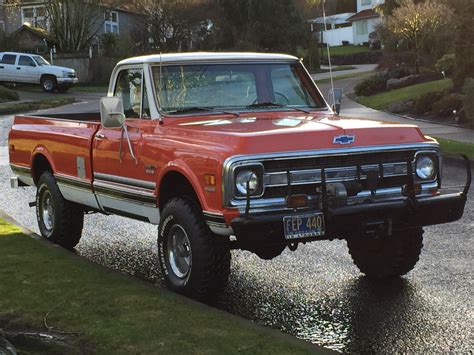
(0, 52, 78, 93)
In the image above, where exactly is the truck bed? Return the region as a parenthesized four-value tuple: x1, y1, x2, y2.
(8, 114, 101, 185)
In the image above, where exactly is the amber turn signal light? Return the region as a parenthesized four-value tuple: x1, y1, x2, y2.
(205, 174, 216, 186)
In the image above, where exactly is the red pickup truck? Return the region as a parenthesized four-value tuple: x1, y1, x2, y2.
(8, 53, 470, 301)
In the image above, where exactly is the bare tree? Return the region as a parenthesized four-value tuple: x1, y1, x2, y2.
(44, 0, 104, 53)
(387, 0, 452, 74)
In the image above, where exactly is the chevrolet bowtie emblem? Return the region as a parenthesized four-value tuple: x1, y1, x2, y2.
(333, 135, 356, 145)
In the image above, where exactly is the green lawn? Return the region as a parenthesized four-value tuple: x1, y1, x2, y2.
(322, 45, 372, 57)
(435, 137, 474, 160)
(356, 79, 453, 110)
(0, 218, 321, 354)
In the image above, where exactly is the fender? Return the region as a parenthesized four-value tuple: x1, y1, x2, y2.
(31, 145, 56, 178)
(157, 159, 210, 211)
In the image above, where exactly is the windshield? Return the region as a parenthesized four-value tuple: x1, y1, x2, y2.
(33, 55, 50, 66)
(151, 63, 326, 115)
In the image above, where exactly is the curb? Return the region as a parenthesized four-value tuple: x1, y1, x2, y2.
(0, 210, 334, 354)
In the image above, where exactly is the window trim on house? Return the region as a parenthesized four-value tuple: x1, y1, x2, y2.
(21, 5, 49, 30)
(104, 10, 119, 34)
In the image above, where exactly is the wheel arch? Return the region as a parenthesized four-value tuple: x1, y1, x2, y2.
(158, 167, 206, 212)
(31, 151, 54, 185)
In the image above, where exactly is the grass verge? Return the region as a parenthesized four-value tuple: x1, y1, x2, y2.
(0, 217, 319, 354)
(356, 78, 453, 110)
(322, 45, 372, 56)
(435, 137, 474, 160)
(0, 97, 75, 115)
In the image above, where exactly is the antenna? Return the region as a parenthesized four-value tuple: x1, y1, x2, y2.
(158, 52, 164, 125)
(322, 0, 336, 111)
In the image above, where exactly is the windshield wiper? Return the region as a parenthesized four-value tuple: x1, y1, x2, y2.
(166, 106, 240, 117)
(246, 102, 310, 114)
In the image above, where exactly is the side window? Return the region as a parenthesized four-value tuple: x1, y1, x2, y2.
(142, 79, 150, 118)
(18, 56, 35, 67)
(1, 54, 17, 65)
(114, 68, 143, 119)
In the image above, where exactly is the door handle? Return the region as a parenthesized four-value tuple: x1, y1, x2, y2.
(0, 66, 4, 69)
(95, 133, 106, 139)
(16, 67, 21, 70)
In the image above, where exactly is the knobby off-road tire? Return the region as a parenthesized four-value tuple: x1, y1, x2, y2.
(158, 198, 231, 302)
(347, 227, 424, 279)
(36, 171, 84, 250)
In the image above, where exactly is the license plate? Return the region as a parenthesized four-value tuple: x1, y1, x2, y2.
(283, 213, 325, 240)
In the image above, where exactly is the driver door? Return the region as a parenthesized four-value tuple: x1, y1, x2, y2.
(92, 67, 159, 223)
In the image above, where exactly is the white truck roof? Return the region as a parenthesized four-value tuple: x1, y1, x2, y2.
(117, 52, 299, 66)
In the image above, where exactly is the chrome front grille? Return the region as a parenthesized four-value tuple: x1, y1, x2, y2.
(261, 151, 416, 199)
(222, 144, 440, 209)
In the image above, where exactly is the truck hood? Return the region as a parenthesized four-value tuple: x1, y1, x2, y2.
(163, 112, 429, 156)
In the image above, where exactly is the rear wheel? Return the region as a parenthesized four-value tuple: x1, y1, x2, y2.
(41, 75, 57, 93)
(347, 227, 423, 279)
(158, 198, 231, 301)
(36, 171, 84, 250)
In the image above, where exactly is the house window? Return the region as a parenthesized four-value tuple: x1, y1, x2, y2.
(356, 21, 368, 36)
(361, 0, 372, 5)
(104, 11, 119, 34)
(21, 5, 48, 30)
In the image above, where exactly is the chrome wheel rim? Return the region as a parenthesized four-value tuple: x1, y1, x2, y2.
(40, 190, 54, 232)
(167, 224, 192, 279)
(44, 80, 53, 91)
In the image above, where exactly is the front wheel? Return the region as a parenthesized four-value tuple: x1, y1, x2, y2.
(347, 227, 424, 279)
(36, 171, 84, 250)
(158, 198, 231, 301)
(41, 75, 57, 93)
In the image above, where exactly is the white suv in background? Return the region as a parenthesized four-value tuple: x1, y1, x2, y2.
(0, 52, 78, 92)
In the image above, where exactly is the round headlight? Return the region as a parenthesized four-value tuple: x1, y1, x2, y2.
(236, 170, 259, 195)
(416, 156, 435, 180)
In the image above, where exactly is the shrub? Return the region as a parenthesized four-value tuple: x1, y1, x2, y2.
(413, 91, 444, 115)
(354, 73, 389, 96)
(462, 78, 474, 126)
(434, 53, 456, 76)
(0, 85, 20, 103)
(432, 94, 464, 117)
(386, 66, 413, 79)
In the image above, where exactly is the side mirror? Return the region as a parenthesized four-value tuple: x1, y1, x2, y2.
(327, 88, 343, 115)
(100, 97, 125, 128)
